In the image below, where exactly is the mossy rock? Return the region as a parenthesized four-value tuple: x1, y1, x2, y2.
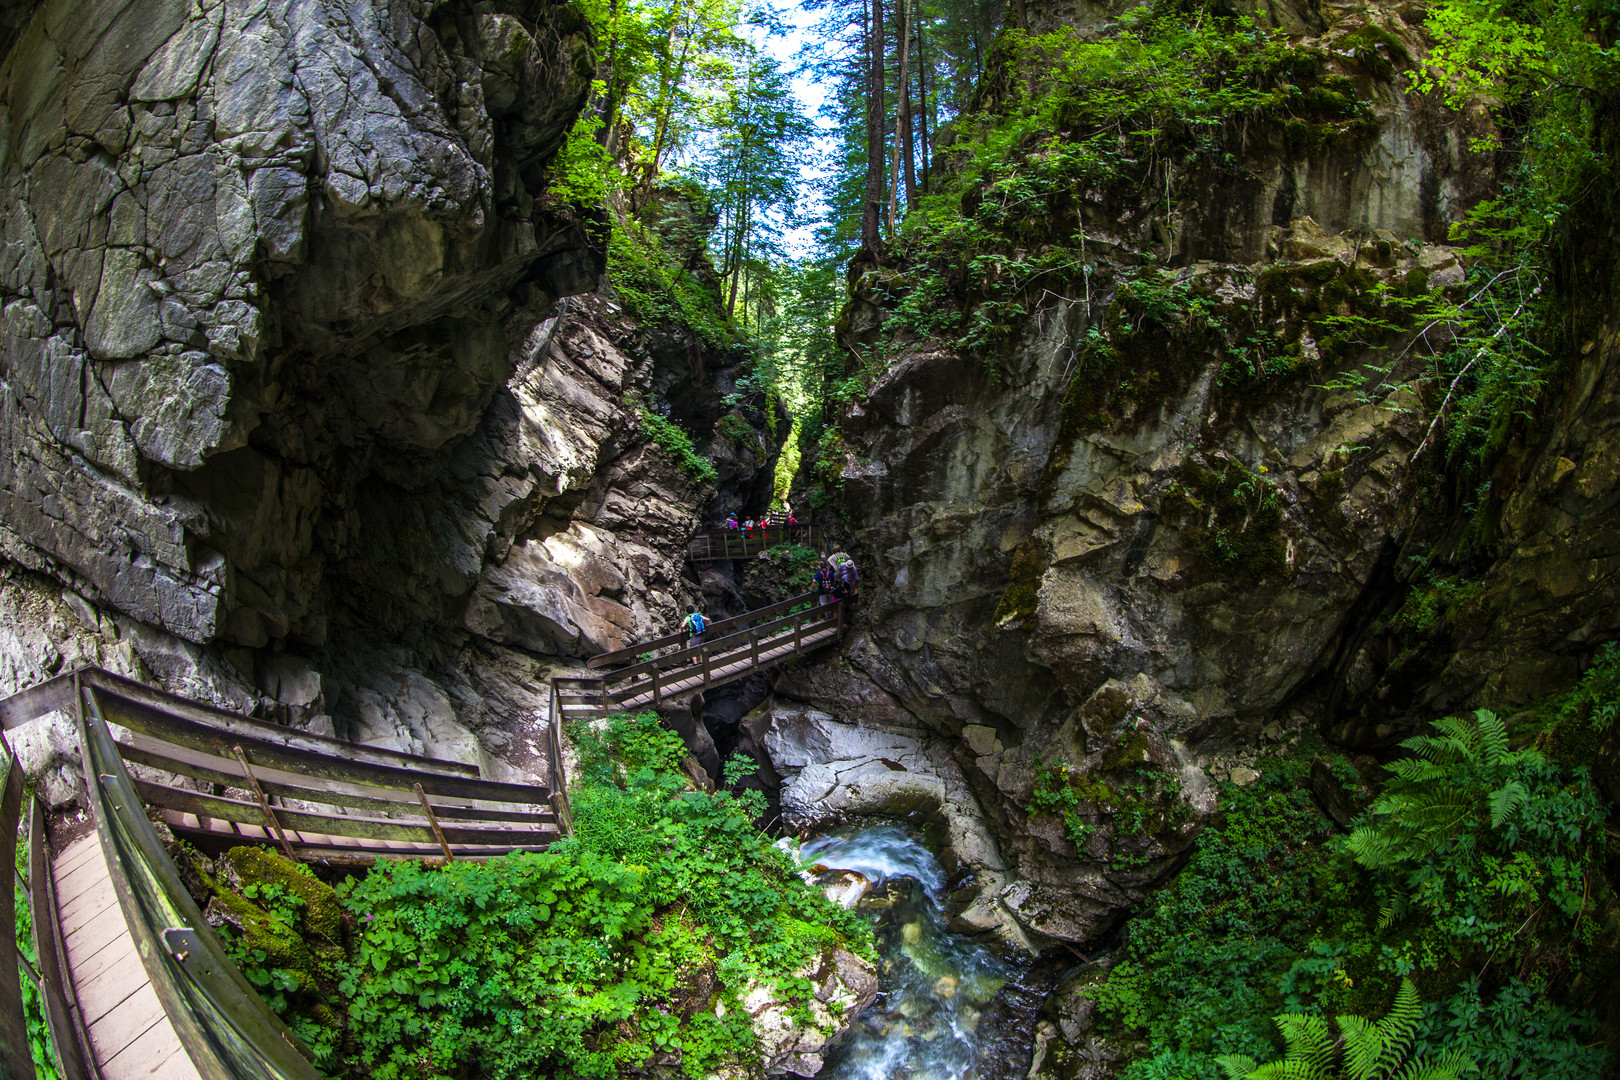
(226, 846, 342, 942)
(994, 538, 1052, 626)
(208, 887, 320, 994)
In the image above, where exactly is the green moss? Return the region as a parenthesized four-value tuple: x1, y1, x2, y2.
(206, 876, 320, 993)
(226, 846, 341, 943)
(637, 404, 719, 483)
(716, 411, 756, 448)
(994, 537, 1052, 625)
(1168, 460, 1290, 579)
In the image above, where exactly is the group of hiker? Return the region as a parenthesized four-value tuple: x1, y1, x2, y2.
(813, 551, 859, 605)
(680, 548, 859, 658)
(722, 509, 798, 537)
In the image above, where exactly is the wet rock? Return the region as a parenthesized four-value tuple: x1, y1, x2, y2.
(728, 946, 879, 1077)
(820, 870, 872, 909)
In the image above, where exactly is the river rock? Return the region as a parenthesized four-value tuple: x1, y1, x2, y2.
(727, 945, 879, 1077)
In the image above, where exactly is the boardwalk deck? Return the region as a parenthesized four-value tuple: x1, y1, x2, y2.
(53, 832, 200, 1080)
(685, 524, 824, 563)
(0, 665, 575, 1079)
(554, 594, 846, 719)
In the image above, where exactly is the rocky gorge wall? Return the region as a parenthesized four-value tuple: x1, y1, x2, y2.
(773, 0, 1620, 951)
(0, 0, 782, 779)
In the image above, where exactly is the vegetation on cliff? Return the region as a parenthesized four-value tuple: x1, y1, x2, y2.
(190, 712, 872, 1079)
(1071, 649, 1619, 1080)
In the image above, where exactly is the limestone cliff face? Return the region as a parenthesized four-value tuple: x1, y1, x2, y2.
(0, 0, 780, 766)
(783, 0, 1595, 946)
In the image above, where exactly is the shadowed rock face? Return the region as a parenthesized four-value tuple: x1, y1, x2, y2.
(0, 2, 785, 767)
(0, 0, 594, 647)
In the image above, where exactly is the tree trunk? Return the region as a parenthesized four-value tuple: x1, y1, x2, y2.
(862, 0, 885, 254)
(899, 0, 917, 211)
(596, 0, 620, 149)
(917, 21, 930, 193)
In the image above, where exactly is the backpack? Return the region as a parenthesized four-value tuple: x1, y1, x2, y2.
(684, 612, 705, 634)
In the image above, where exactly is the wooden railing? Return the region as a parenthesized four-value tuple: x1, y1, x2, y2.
(75, 675, 323, 1078)
(553, 594, 845, 717)
(686, 523, 824, 562)
(0, 664, 578, 1079)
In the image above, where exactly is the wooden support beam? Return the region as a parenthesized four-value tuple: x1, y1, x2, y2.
(413, 784, 455, 863)
(233, 745, 298, 863)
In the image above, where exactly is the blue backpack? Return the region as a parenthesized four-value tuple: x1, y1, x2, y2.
(684, 612, 706, 634)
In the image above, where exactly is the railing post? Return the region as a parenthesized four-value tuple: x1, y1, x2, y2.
(793, 608, 803, 652)
(750, 628, 760, 668)
(651, 664, 661, 706)
(702, 642, 712, 688)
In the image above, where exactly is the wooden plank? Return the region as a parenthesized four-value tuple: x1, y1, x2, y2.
(77, 690, 320, 1079)
(163, 822, 554, 865)
(114, 731, 550, 810)
(99, 1019, 193, 1080)
(122, 738, 552, 824)
(0, 673, 75, 730)
(80, 672, 480, 778)
(86, 984, 166, 1069)
(59, 893, 130, 963)
(133, 782, 555, 846)
(53, 856, 114, 913)
(31, 799, 96, 1080)
(75, 944, 147, 1029)
(609, 627, 840, 710)
(55, 874, 119, 934)
(68, 932, 139, 998)
(96, 695, 531, 806)
(587, 592, 819, 668)
(0, 757, 32, 1080)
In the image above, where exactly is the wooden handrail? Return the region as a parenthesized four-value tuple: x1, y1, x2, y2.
(685, 524, 825, 563)
(1, 667, 481, 777)
(78, 682, 323, 1079)
(587, 592, 821, 669)
(0, 742, 32, 1078)
(600, 602, 835, 689)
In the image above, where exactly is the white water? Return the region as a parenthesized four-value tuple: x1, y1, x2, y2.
(800, 826, 1022, 1080)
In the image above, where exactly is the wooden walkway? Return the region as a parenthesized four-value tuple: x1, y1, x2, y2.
(686, 523, 825, 562)
(0, 666, 574, 1079)
(54, 832, 198, 1080)
(553, 593, 846, 722)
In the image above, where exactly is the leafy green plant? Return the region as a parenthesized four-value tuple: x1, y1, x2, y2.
(638, 405, 719, 484)
(331, 712, 872, 1080)
(1216, 979, 1474, 1080)
(1345, 710, 1543, 869)
(14, 838, 60, 1080)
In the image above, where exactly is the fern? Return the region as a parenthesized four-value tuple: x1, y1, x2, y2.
(1345, 710, 1544, 869)
(1227, 981, 1475, 1080)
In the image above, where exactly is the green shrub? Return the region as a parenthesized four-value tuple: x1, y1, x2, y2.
(333, 712, 872, 1080)
(639, 406, 719, 484)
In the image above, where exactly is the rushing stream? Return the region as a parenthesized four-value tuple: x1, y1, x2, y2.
(799, 826, 1041, 1080)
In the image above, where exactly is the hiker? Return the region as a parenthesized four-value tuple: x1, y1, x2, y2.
(812, 562, 836, 606)
(723, 513, 739, 530)
(829, 552, 860, 600)
(682, 607, 707, 664)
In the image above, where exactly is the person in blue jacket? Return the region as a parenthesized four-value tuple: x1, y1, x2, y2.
(683, 607, 707, 663)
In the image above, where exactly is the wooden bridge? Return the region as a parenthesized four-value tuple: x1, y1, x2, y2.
(0, 667, 570, 1079)
(686, 523, 825, 563)
(551, 592, 845, 723)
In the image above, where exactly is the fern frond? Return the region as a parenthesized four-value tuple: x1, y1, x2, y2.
(1487, 779, 1529, 827)
(1390, 1048, 1477, 1080)
(1216, 1053, 1260, 1080)
(1473, 708, 1507, 763)
(1274, 1013, 1335, 1078)
(1339, 1014, 1381, 1080)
